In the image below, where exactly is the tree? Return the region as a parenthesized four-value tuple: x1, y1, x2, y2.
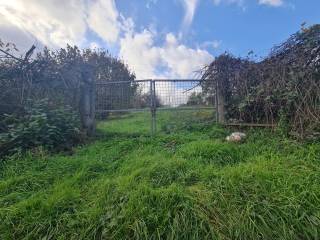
(201, 24, 320, 138)
(133, 92, 162, 109)
(0, 43, 136, 116)
(187, 92, 205, 106)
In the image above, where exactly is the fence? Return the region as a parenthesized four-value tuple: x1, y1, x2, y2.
(95, 79, 216, 135)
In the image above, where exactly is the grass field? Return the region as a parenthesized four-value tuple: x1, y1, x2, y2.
(1, 110, 320, 239)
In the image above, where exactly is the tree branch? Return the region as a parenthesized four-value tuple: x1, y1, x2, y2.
(0, 48, 23, 62)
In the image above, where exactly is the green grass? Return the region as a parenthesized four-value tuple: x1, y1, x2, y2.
(1, 110, 320, 239)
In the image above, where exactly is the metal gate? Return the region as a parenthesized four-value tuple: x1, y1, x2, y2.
(95, 79, 215, 135)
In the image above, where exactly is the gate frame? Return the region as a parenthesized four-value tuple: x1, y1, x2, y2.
(95, 79, 217, 135)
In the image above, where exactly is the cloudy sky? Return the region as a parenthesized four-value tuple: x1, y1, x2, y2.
(0, 0, 319, 79)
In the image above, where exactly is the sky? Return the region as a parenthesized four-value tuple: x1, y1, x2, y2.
(0, 0, 319, 79)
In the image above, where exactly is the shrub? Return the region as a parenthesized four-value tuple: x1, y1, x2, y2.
(0, 100, 82, 157)
(201, 24, 320, 139)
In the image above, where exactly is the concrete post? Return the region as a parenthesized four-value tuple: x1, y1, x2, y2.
(216, 80, 225, 124)
(80, 66, 96, 136)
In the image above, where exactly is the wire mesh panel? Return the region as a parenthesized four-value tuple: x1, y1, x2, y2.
(95, 79, 215, 135)
(96, 80, 215, 111)
(154, 80, 214, 110)
(96, 80, 151, 112)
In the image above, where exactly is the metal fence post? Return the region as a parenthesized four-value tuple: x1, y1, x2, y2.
(153, 80, 157, 133)
(150, 80, 156, 136)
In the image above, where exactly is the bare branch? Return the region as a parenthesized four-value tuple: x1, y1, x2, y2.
(0, 48, 23, 62)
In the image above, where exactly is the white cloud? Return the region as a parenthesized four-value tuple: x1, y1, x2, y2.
(120, 16, 135, 35)
(0, 13, 36, 53)
(119, 30, 162, 79)
(119, 30, 213, 105)
(213, 0, 284, 7)
(89, 42, 101, 49)
(160, 33, 213, 78)
(117, 10, 214, 104)
(258, 0, 283, 7)
(0, 0, 214, 82)
(0, 0, 122, 48)
(146, 0, 158, 9)
(212, 0, 244, 7)
(119, 31, 213, 79)
(181, 0, 199, 32)
(87, 0, 120, 43)
(0, 0, 87, 47)
(201, 40, 221, 49)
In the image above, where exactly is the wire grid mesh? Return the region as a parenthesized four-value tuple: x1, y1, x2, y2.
(154, 80, 213, 109)
(95, 79, 216, 135)
(95, 79, 214, 112)
(96, 80, 151, 112)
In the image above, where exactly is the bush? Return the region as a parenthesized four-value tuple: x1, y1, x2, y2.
(201, 25, 320, 139)
(0, 100, 82, 157)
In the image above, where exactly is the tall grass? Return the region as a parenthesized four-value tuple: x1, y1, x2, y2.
(0, 111, 319, 239)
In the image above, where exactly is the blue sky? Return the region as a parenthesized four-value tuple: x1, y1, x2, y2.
(115, 0, 320, 56)
(1, 0, 319, 79)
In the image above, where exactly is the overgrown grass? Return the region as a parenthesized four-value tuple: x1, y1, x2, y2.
(0, 110, 320, 239)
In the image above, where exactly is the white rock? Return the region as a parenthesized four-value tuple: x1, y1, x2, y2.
(231, 132, 246, 138)
(226, 132, 246, 143)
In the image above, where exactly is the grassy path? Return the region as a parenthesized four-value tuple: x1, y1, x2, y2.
(0, 111, 320, 239)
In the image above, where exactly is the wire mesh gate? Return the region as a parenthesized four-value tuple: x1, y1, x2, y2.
(95, 79, 215, 135)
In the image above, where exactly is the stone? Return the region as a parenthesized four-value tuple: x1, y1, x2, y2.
(226, 132, 246, 143)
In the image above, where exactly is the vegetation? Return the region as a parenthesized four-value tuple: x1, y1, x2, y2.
(201, 24, 320, 139)
(0, 42, 136, 116)
(0, 41, 139, 154)
(0, 100, 82, 157)
(186, 92, 206, 106)
(1, 110, 319, 240)
(0, 23, 319, 240)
